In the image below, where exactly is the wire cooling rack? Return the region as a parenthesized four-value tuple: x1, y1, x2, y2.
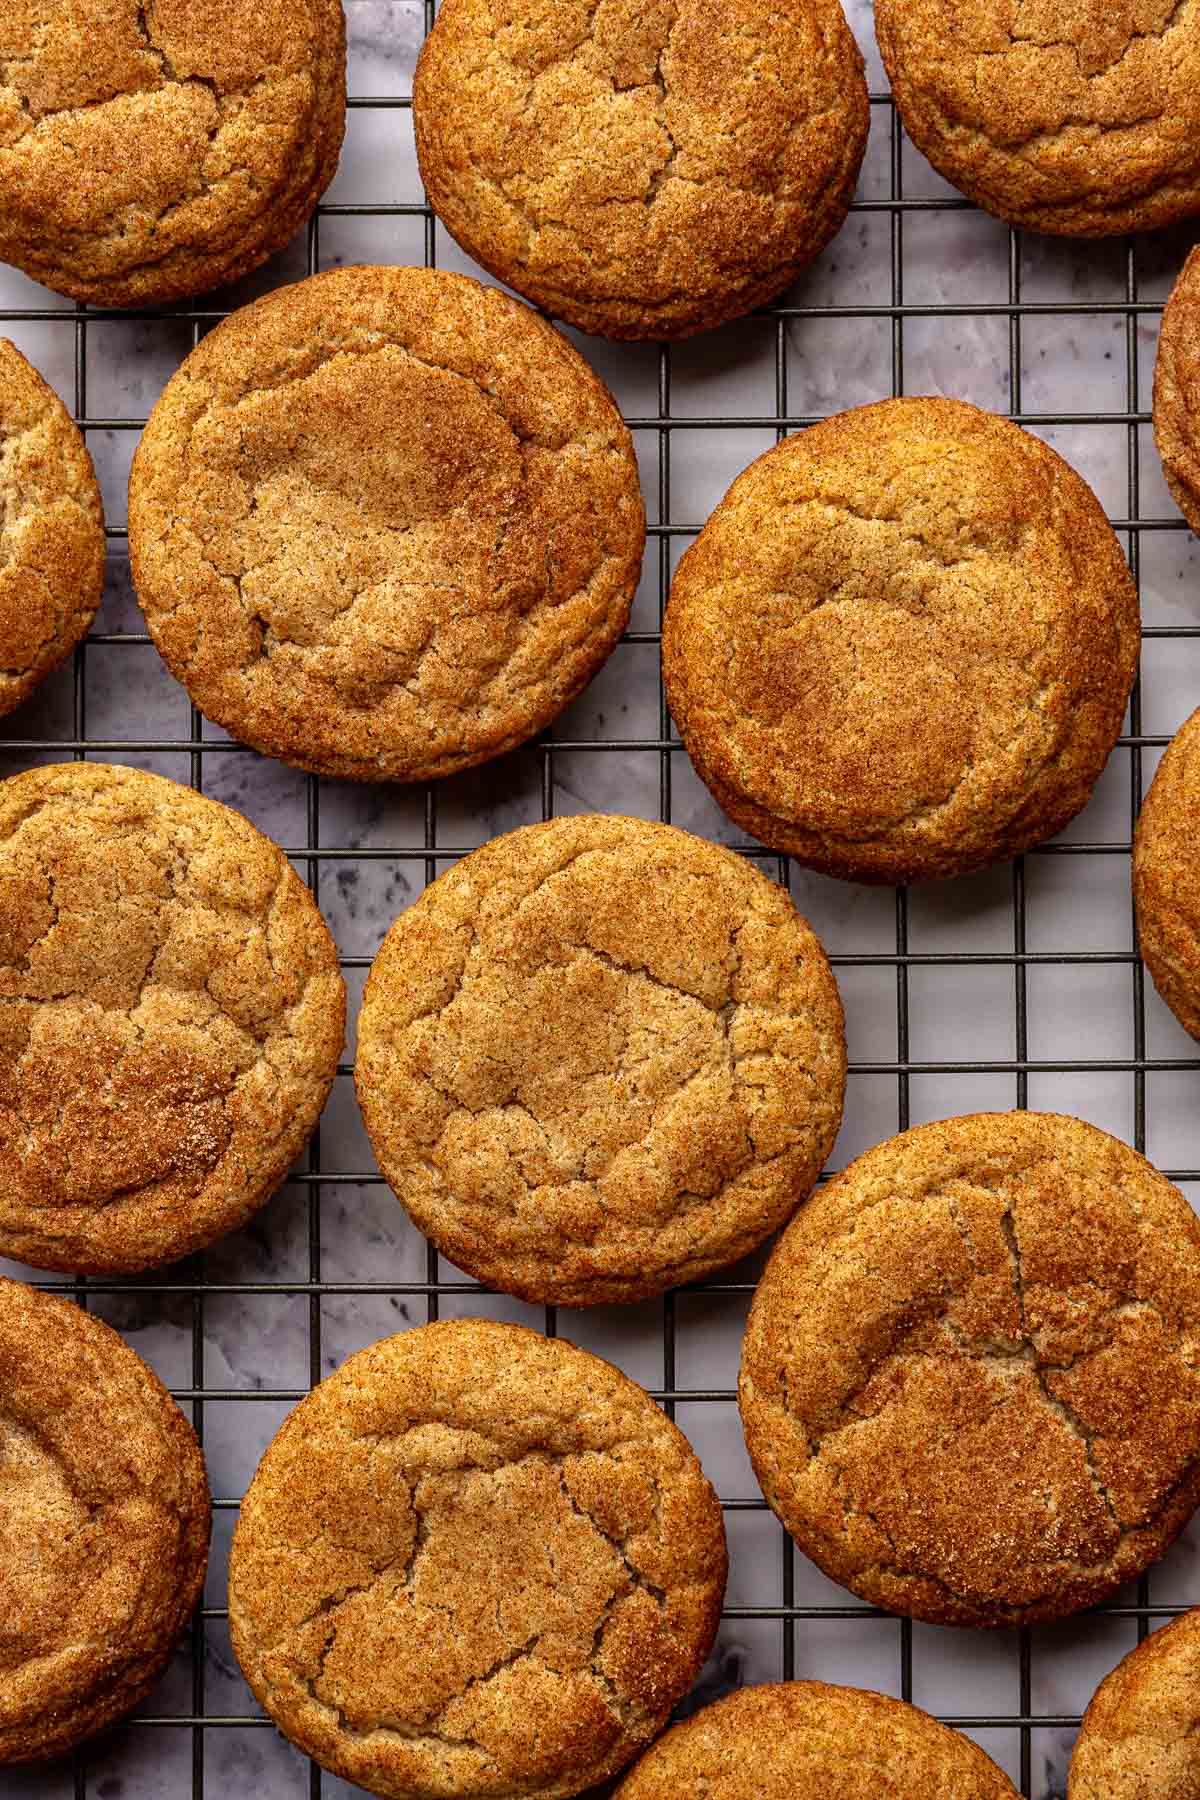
(4, 5, 1200, 1797)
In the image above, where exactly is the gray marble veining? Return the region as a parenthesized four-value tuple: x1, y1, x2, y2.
(2, 0, 1199, 1795)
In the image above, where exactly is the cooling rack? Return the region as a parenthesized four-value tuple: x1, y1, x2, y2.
(3, 3, 1200, 1796)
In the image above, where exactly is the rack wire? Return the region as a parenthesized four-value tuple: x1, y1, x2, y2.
(4, 10, 1198, 1799)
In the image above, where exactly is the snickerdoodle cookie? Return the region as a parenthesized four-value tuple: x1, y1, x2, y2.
(0, 341, 104, 717)
(128, 265, 645, 782)
(412, 0, 869, 340)
(876, 0, 1200, 237)
(0, 761, 344, 1274)
(229, 1318, 727, 1800)
(0, 1277, 210, 1763)
(1134, 707, 1200, 1040)
(1070, 1609, 1200, 1798)
(739, 1112, 1200, 1628)
(355, 814, 845, 1305)
(663, 397, 1139, 884)
(1154, 247, 1200, 534)
(0, 0, 345, 306)
(613, 1681, 1020, 1797)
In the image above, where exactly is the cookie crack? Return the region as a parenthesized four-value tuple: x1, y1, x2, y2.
(274, 1446, 671, 1748)
(0, 796, 325, 1209)
(1000, 1203, 1121, 1529)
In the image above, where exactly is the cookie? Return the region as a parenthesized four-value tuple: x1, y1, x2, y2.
(0, 0, 345, 306)
(0, 341, 104, 718)
(0, 761, 344, 1274)
(355, 814, 845, 1306)
(875, 1, 1200, 236)
(0, 1276, 210, 1763)
(229, 1317, 727, 1799)
(1069, 1610, 1200, 1799)
(128, 265, 645, 783)
(739, 1111, 1200, 1628)
(662, 397, 1140, 884)
(1134, 706, 1200, 1041)
(1154, 247, 1200, 535)
(412, 0, 869, 340)
(612, 1681, 1019, 1797)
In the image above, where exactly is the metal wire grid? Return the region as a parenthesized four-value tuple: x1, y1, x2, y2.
(3, 21, 1199, 1800)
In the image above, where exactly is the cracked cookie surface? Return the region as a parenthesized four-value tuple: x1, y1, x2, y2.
(662, 397, 1140, 884)
(0, 1276, 210, 1763)
(875, 0, 1200, 236)
(1154, 247, 1200, 535)
(228, 1318, 727, 1800)
(412, 0, 869, 340)
(0, 0, 345, 306)
(0, 340, 104, 718)
(129, 265, 645, 783)
(0, 761, 345, 1273)
(1134, 706, 1200, 1042)
(739, 1111, 1200, 1628)
(1069, 1608, 1200, 1797)
(613, 1680, 1019, 1796)
(354, 814, 846, 1306)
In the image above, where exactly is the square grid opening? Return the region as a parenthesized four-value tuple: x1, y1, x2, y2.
(2, 3, 1195, 1796)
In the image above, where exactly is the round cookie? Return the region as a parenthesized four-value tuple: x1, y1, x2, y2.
(1069, 1610, 1200, 1798)
(0, 1276, 210, 1763)
(412, 0, 869, 340)
(128, 265, 645, 782)
(0, 0, 345, 306)
(1154, 247, 1200, 535)
(612, 1681, 1019, 1797)
(739, 1112, 1200, 1629)
(875, 0, 1200, 237)
(662, 397, 1140, 884)
(0, 761, 345, 1274)
(228, 1317, 727, 1800)
(1134, 707, 1200, 1041)
(0, 341, 104, 718)
(355, 814, 846, 1306)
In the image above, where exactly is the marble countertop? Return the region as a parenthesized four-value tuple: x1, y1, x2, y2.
(4, 3, 1199, 1798)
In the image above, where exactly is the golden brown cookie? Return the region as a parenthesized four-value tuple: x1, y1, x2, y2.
(1154, 247, 1200, 535)
(0, 340, 104, 718)
(1069, 1610, 1200, 1799)
(355, 814, 846, 1306)
(875, 1, 1200, 236)
(739, 1112, 1200, 1629)
(228, 1317, 727, 1800)
(0, 0, 345, 306)
(662, 397, 1140, 884)
(0, 760, 345, 1274)
(612, 1681, 1020, 1797)
(412, 0, 869, 340)
(1134, 706, 1200, 1040)
(128, 265, 645, 782)
(0, 1276, 210, 1763)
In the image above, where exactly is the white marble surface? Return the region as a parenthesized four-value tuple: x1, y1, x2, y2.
(2, 1, 1199, 1796)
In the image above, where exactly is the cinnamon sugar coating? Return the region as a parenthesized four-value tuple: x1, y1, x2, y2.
(0, 1277, 210, 1763)
(0, 761, 344, 1273)
(1134, 707, 1200, 1043)
(413, 0, 868, 339)
(663, 397, 1139, 884)
(229, 1319, 727, 1799)
(740, 1112, 1200, 1627)
(613, 1681, 1019, 1796)
(0, 0, 345, 305)
(355, 814, 845, 1306)
(1070, 1609, 1200, 1798)
(876, 0, 1200, 236)
(0, 340, 104, 718)
(129, 266, 645, 782)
